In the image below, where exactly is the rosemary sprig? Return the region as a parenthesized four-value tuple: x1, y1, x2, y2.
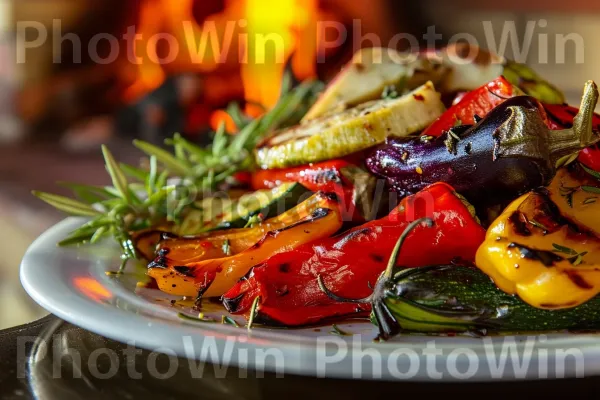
(32, 75, 322, 269)
(330, 324, 352, 336)
(247, 296, 261, 331)
(552, 243, 588, 266)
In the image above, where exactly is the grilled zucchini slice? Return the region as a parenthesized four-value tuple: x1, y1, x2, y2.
(255, 81, 445, 169)
(302, 47, 446, 121)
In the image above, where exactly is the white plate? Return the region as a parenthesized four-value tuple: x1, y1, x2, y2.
(21, 217, 600, 381)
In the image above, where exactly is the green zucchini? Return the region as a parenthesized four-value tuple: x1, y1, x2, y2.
(178, 183, 312, 234)
(383, 265, 600, 333)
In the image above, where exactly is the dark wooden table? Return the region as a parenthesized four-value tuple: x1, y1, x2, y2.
(2, 315, 600, 400)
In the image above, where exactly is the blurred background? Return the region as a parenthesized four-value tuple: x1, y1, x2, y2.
(1, 0, 599, 328)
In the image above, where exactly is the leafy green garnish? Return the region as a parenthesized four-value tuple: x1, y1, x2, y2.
(381, 85, 399, 100)
(32, 75, 323, 270)
(178, 312, 216, 323)
(221, 315, 240, 327)
(330, 324, 352, 336)
(247, 296, 261, 331)
(581, 163, 600, 181)
(552, 243, 588, 266)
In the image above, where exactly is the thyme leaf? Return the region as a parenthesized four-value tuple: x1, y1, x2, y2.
(330, 324, 352, 336)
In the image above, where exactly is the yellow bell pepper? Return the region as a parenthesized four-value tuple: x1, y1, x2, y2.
(476, 165, 600, 309)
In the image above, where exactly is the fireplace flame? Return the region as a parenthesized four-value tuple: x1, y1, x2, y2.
(124, 0, 323, 127)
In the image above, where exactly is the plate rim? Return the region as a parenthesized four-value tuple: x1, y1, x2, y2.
(20, 217, 600, 382)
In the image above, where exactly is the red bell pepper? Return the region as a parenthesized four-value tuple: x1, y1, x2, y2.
(252, 160, 367, 222)
(251, 159, 352, 192)
(222, 182, 486, 326)
(422, 76, 517, 136)
(543, 103, 600, 171)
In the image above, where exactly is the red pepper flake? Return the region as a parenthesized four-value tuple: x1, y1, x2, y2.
(413, 94, 425, 101)
(201, 242, 213, 249)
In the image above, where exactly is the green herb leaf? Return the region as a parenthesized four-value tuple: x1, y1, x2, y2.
(583, 197, 597, 205)
(133, 139, 189, 176)
(178, 312, 216, 323)
(581, 185, 600, 194)
(102, 145, 132, 204)
(221, 315, 240, 327)
(528, 219, 549, 231)
(146, 155, 158, 195)
(555, 152, 580, 169)
(581, 163, 600, 181)
(119, 163, 149, 182)
(552, 243, 578, 255)
(247, 296, 261, 331)
(330, 324, 352, 336)
(58, 182, 118, 204)
(33, 191, 101, 217)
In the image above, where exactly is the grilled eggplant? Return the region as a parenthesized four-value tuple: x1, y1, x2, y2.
(365, 81, 599, 209)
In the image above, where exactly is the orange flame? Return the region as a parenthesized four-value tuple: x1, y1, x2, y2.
(124, 0, 323, 129)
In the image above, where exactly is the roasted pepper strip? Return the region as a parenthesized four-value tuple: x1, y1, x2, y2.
(147, 192, 342, 298)
(475, 165, 600, 309)
(222, 182, 486, 326)
(251, 160, 369, 221)
(422, 76, 519, 136)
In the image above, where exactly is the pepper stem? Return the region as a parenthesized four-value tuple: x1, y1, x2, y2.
(550, 80, 600, 168)
(382, 217, 434, 280)
(317, 217, 434, 305)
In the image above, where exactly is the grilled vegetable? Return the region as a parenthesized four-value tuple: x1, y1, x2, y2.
(366, 81, 600, 208)
(504, 60, 565, 104)
(435, 44, 564, 104)
(378, 265, 600, 337)
(422, 76, 521, 136)
(222, 183, 485, 326)
(179, 182, 312, 233)
(475, 164, 600, 309)
(147, 192, 342, 299)
(303, 47, 446, 121)
(315, 218, 600, 340)
(255, 82, 445, 169)
(250, 159, 385, 221)
(432, 43, 505, 94)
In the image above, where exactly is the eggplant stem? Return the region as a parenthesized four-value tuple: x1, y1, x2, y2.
(550, 80, 600, 167)
(573, 80, 599, 147)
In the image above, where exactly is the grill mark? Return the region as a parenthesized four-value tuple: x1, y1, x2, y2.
(508, 211, 532, 236)
(148, 248, 169, 269)
(540, 301, 577, 309)
(333, 227, 371, 250)
(507, 243, 564, 267)
(222, 292, 246, 313)
(565, 270, 593, 289)
(173, 266, 195, 277)
(250, 208, 332, 250)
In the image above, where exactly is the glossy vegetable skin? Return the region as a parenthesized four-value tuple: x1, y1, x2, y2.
(250, 159, 370, 221)
(366, 82, 600, 208)
(252, 160, 352, 193)
(147, 192, 342, 298)
(380, 265, 600, 334)
(421, 76, 519, 136)
(222, 183, 486, 326)
(475, 165, 600, 309)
